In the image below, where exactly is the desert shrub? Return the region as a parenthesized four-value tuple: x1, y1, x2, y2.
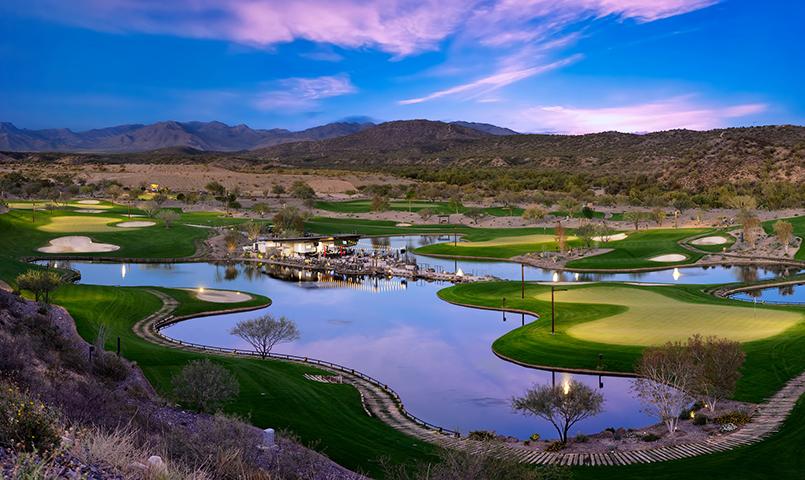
(641, 433, 661, 442)
(0, 331, 30, 376)
(93, 350, 130, 382)
(468, 430, 499, 442)
(545, 441, 565, 452)
(574, 433, 589, 443)
(714, 411, 751, 426)
(171, 359, 239, 413)
(530, 433, 541, 442)
(0, 381, 62, 452)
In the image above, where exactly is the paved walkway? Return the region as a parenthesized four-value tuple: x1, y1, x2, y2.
(134, 290, 805, 467)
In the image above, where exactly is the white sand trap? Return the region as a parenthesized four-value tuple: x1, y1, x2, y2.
(396, 223, 412, 227)
(116, 221, 155, 228)
(38, 236, 120, 253)
(626, 282, 673, 286)
(74, 209, 104, 213)
(592, 233, 627, 242)
(186, 288, 252, 303)
(649, 254, 687, 262)
(76, 200, 100, 205)
(691, 236, 729, 246)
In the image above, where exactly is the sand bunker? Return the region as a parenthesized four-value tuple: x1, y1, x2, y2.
(74, 209, 104, 213)
(116, 221, 155, 228)
(396, 223, 412, 227)
(38, 236, 120, 253)
(76, 200, 100, 205)
(592, 233, 627, 242)
(187, 288, 252, 303)
(649, 254, 688, 262)
(691, 236, 729, 246)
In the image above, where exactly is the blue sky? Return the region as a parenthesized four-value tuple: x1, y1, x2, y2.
(1, 0, 802, 133)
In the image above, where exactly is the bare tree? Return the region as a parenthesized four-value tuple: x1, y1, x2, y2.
(773, 220, 794, 254)
(231, 314, 300, 359)
(138, 200, 160, 218)
(651, 208, 666, 226)
(156, 209, 180, 228)
(418, 208, 434, 223)
(623, 211, 645, 231)
(634, 342, 694, 436)
(224, 231, 241, 255)
(512, 380, 603, 443)
(688, 335, 745, 414)
(243, 221, 264, 242)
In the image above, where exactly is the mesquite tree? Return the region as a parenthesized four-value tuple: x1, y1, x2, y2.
(512, 380, 603, 443)
(773, 220, 794, 254)
(634, 341, 694, 436)
(231, 314, 300, 359)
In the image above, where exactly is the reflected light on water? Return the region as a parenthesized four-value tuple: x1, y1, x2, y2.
(552, 272, 559, 282)
(121, 264, 127, 279)
(672, 268, 681, 281)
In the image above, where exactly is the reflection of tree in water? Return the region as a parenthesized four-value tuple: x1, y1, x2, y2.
(241, 262, 260, 281)
(224, 265, 239, 281)
(736, 266, 759, 284)
(416, 235, 441, 247)
(141, 263, 175, 271)
(778, 285, 795, 297)
(745, 288, 762, 298)
(370, 237, 391, 249)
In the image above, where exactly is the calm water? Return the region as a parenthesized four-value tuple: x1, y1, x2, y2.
(731, 284, 804, 304)
(39, 235, 801, 439)
(359, 235, 801, 284)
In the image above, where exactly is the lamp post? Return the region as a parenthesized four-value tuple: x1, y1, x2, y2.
(521, 263, 525, 299)
(551, 285, 567, 335)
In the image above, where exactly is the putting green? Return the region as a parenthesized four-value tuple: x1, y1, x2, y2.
(8, 202, 57, 209)
(454, 233, 568, 247)
(535, 286, 800, 346)
(37, 216, 123, 233)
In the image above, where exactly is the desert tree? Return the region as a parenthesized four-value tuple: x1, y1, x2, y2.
(651, 208, 666, 226)
(251, 202, 270, 218)
(688, 335, 745, 414)
(271, 184, 286, 197)
(418, 208, 434, 223)
(554, 222, 567, 253)
(230, 314, 300, 359)
(156, 209, 180, 228)
(404, 188, 416, 212)
(447, 193, 463, 215)
(272, 206, 308, 236)
(243, 221, 264, 242)
(634, 341, 694, 436)
(16, 270, 62, 303)
(557, 198, 579, 218)
(138, 200, 160, 218)
(522, 205, 546, 225)
(594, 222, 616, 243)
(575, 223, 597, 250)
(512, 380, 604, 444)
(464, 207, 486, 224)
(289, 180, 315, 200)
(371, 194, 390, 212)
(623, 211, 645, 231)
(773, 220, 794, 254)
(223, 230, 242, 255)
(498, 191, 520, 216)
(172, 359, 239, 413)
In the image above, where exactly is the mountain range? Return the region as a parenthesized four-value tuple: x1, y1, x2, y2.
(0, 120, 516, 153)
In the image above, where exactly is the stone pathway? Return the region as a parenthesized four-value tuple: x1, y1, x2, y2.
(134, 290, 805, 466)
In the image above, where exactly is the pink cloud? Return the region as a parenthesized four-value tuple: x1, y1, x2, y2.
(516, 96, 767, 133)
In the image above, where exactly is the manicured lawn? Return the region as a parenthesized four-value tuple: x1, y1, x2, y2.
(52, 284, 437, 477)
(314, 199, 523, 217)
(438, 281, 805, 403)
(534, 286, 798, 346)
(37, 215, 129, 232)
(566, 228, 713, 269)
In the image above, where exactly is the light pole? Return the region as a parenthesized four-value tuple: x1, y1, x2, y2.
(521, 263, 525, 299)
(551, 285, 567, 335)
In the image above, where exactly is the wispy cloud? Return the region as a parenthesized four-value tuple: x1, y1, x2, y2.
(8, 0, 718, 57)
(399, 55, 581, 105)
(255, 75, 356, 111)
(514, 95, 767, 133)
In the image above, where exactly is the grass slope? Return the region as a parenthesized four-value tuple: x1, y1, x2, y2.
(438, 282, 804, 402)
(763, 215, 805, 260)
(53, 284, 437, 476)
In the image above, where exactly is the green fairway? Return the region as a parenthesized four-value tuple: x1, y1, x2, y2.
(566, 228, 712, 269)
(438, 281, 804, 402)
(314, 199, 524, 217)
(534, 286, 799, 345)
(52, 284, 437, 477)
(37, 215, 126, 232)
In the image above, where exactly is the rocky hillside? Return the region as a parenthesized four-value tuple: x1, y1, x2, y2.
(254, 123, 805, 188)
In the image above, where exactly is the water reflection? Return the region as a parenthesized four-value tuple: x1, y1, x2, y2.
(731, 284, 804, 305)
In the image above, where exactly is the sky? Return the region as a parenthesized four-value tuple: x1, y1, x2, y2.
(1, 0, 803, 133)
